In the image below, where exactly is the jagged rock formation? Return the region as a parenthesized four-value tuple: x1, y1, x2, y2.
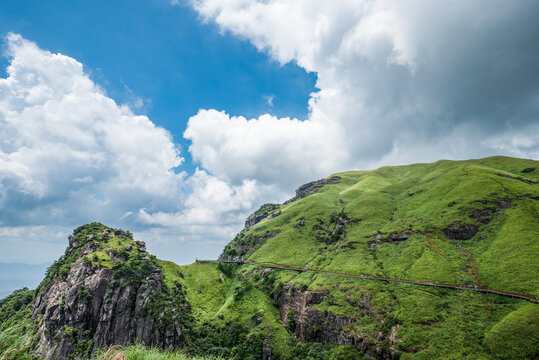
(284, 176, 341, 204)
(273, 285, 396, 359)
(244, 203, 281, 228)
(32, 223, 190, 359)
(443, 221, 479, 240)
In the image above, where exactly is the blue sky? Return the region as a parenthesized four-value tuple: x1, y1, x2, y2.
(0, 0, 316, 174)
(0, 0, 538, 297)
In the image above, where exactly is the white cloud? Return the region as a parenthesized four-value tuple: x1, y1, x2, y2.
(184, 109, 347, 190)
(0, 33, 276, 266)
(0, 34, 191, 261)
(0, 225, 67, 263)
(0, 34, 185, 221)
(263, 94, 274, 107)
(138, 168, 274, 236)
(4, 0, 539, 270)
(186, 0, 539, 185)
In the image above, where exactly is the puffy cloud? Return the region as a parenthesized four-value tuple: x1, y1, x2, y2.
(0, 33, 275, 265)
(139, 168, 274, 238)
(0, 34, 185, 229)
(137, 167, 282, 261)
(187, 0, 539, 183)
(184, 109, 347, 189)
(0, 34, 192, 261)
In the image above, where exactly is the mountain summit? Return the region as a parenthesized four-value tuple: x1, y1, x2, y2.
(0, 156, 538, 359)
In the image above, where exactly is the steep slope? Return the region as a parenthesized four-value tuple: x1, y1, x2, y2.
(223, 156, 538, 295)
(32, 223, 191, 359)
(0, 156, 537, 360)
(211, 156, 539, 359)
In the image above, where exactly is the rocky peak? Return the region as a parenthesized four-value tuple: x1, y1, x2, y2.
(32, 223, 191, 359)
(284, 176, 341, 204)
(244, 203, 281, 228)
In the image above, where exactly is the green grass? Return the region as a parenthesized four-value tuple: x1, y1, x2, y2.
(0, 290, 38, 360)
(95, 344, 220, 359)
(229, 156, 538, 294)
(217, 156, 538, 359)
(483, 303, 539, 359)
(2, 156, 537, 360)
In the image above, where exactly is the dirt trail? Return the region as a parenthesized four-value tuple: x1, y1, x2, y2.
(196, 259, 539, 304)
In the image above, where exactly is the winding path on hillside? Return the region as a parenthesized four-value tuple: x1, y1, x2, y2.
(195, 259, 539, 304)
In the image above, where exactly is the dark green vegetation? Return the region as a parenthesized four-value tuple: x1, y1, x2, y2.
(193, 156, 539, 359)
(0, 288, 37, 359)
(1, 156, 538, 359)
(94, 344, 221, 359)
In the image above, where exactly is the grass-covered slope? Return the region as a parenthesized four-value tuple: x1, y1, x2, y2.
(225, 156, 539, 296)
(212, 156, 538, 359)
(1, 156, 537, 359)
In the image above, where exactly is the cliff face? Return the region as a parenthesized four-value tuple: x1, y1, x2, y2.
(273, 285, 396, 360)
(32, 223, 190, 359)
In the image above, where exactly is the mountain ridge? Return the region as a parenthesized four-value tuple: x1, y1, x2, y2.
(1, 156, 538, 359)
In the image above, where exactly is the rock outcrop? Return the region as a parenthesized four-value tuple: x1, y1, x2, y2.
(32, 223, 190, 359)
(285, 176, 341, 204)
(273, 285, 396, 359)
(443, 221, 479, 240)
(244, 203, 281, 228)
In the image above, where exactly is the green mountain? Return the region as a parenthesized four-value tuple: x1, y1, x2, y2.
(1, 156, 538, 359)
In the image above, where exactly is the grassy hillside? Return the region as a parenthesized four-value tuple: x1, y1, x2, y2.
(1, 156, 537, 359)
(211, 156, 539, 359)
(225, 156, 538, 295)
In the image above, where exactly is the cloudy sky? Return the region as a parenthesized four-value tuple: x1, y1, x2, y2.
(1, 0, 538, 296)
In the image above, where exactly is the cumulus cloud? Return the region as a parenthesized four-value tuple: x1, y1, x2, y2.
(184, 109, 347, 189)
(186, 0, 539, 187)
(3, 0, 539, 267)
(0, 34, 185, 229)
(0, 34, 260, 263)
(138, 168, 274, 238)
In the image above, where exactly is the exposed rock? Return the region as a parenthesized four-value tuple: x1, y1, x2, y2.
(521, 167, 536, 173)
(314, 212, 351, 245)
(443, 222, 479, 240)
(294, 216, 306, 229)
(260, 268, 273, 278)
(32, 227, 189, 359)
(495, 198, 511, 209)
(114, 229, 127, 238)
(346, 294, 372, 317)
(497, 173, 538, 184)
(136, 241, 147, 252)
(389, 324, 401, 352)
(369, 233, 386, 249)
(466, 198, 511, 225)
(468, 208, 494, 224)
(273, 285, 393, 359)
(447, 201, 456, 207)
(251, 315, 263, 325)
(369, 230, 412, 248)
(262, 339, 272, 360)
(245, 203, 281, 228)
(390, 230, 412, 242)
(285, 176, 341, 204)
